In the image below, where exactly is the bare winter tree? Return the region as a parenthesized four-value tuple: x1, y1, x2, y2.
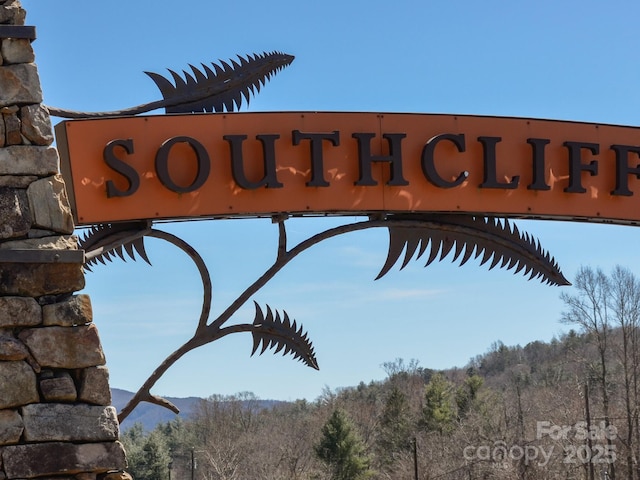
(561, 266, 616, 480)
(609, 266, 640, 480)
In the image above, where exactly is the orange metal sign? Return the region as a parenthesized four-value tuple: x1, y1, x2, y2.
(55, 112, 640, 226)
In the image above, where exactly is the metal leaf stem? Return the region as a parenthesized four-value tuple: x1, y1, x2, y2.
(113, 215, 568, 422)
(46, 51, 294, 119)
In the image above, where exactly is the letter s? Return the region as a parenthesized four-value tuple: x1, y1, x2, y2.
(104, 139, 140, 198)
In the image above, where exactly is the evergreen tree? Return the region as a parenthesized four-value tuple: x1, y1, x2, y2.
(421, 372, 455, 434)
(122, 424, 171, 480)
(376, 386, 412, 465)
(315, 409, 373, 480)
(455, 373, 483, 420)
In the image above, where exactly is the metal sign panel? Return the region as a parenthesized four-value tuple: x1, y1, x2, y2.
(55, 112, 640, 226)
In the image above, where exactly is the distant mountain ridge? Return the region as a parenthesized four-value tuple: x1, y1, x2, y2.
(112, 388, 286, 432)
(112, 388, 202, 432)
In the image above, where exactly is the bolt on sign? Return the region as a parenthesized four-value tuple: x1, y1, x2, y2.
(55, 112, 640, 226)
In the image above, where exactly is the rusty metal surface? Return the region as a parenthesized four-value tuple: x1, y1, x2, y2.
(57, 112, 640, 227)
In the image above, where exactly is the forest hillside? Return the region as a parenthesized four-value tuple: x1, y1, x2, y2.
(122, 265, 640, 480)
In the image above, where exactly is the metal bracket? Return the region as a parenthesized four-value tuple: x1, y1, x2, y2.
(0, 25, 36, 40)
(0, 249, 85, 264)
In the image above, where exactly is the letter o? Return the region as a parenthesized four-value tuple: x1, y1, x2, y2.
(510, 445, 525, 461)
(155, 136, 211, 193)
(549, 425, 563, 441)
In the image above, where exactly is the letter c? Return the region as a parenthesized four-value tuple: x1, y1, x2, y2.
(421, 133, 468, 188)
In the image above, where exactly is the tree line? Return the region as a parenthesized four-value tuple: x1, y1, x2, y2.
(121, 265, 640, 479)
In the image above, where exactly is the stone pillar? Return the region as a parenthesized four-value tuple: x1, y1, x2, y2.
(0, 1, 127, 479)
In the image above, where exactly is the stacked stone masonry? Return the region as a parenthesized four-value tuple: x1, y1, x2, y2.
(0, 1, 128, 479)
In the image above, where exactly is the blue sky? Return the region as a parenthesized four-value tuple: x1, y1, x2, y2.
(21, 0, 640, 401)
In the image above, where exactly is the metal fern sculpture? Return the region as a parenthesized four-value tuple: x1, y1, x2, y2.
(80, 222, 151, 271)
(377, 215, 569, 286)
(251, 303, 319, 370)
(79, 214, 568, 422)
(58, 50, 569, 421)
(46, 51, 294, 118)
